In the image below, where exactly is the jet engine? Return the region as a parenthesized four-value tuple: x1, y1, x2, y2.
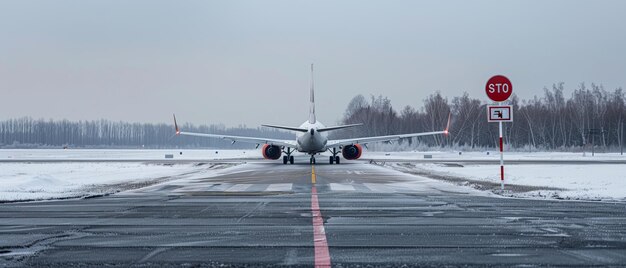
(261, 144, 282, 160)
(341, 144, 362, 160)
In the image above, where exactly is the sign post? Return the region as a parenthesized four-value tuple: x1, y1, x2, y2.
(485, 75, 513, 190)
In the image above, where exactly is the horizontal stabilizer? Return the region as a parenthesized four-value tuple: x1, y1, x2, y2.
(317, 123, 363, 132)
(261, 124, 308, 132)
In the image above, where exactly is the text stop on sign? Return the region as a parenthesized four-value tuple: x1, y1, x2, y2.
(485, 75, 512, 102)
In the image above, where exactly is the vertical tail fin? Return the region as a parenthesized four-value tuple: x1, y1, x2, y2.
(308, 63, 316, 124)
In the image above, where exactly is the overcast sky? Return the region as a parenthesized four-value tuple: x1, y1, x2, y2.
(1, 0, 625, 127)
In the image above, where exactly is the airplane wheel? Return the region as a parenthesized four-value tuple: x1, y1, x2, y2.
(329, 156, 334, 164)
(282, 156, 288, 164)
(335, 156, 340, 164)
(289, 155, 294, 164)
(313, 158, 316, 164)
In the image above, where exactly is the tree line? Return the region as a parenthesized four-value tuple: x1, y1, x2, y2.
(335, 82, 625, 151)
(1, 82, 624, 150)
(0, 119, 292, 149)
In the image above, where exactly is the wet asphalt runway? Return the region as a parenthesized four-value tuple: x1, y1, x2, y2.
(1, 160, 625, 267)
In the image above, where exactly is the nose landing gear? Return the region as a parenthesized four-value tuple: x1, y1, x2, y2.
(309, 155, 316, 165)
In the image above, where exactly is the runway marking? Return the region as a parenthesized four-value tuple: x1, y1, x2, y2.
(311, 166, 316, 184)
(265, 183, 293, 192)
(311, 186, 330, 267)
(329, 183, 355, 191)
(224, 184, 253, 192)
(363, 183, 395, 193)
(207, 184, 232, 191)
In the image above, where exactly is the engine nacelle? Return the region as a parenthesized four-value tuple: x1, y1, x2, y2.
(261, 144, 282, 160)
(342, 144, 362, 160)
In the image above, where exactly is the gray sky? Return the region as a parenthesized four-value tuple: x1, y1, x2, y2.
(1, 0, 625, 127)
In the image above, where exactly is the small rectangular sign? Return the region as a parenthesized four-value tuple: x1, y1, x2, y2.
(487, 105, 513, 122)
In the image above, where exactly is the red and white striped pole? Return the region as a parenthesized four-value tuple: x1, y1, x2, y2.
(498, 106, 504, 190)
(485, 75, 512, 191)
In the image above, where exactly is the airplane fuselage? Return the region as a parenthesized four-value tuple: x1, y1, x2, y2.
(174, 64, 448, 165)
(295, 121, 328, 154)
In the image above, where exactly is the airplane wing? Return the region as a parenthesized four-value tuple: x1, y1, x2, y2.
(326, 130, 447, 148)
(177, 131, 296, 148)
(174, 115, 296, 148)
(327, 114, 451, 148)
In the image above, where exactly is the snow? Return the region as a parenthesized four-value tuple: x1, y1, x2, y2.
(2, 149, 625, 202)
(364, 151, 626, 201)
(0, 162, 229, 202)
(362, 150, 626, 161)
(0, 149, 261, 161)
(11, 149, 623, 162)
(388, 162, 626, 201)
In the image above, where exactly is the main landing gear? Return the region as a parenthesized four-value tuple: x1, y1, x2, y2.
(282, 147, 294, 164)
(328, 148, 340, 164)
(282, 155, 294, 164)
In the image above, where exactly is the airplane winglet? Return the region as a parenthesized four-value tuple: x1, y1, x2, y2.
(173, 114, 180, 135)
(444, 113, 451, 135)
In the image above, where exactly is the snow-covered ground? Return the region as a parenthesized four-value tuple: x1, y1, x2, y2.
(0, 149, 261, 161)
(5, 149, 623, 162)
(389, 162, 626, 201)
(362, 151, 626, 201)
(2, 149, 625, 202)
(0, 162, 232, 202)
(363, 150, 626, 161)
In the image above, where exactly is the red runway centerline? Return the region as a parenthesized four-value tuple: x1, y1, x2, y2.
(311, 186, 330, 267)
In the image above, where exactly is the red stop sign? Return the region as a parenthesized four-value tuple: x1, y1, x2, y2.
(485, 75, 512, 102)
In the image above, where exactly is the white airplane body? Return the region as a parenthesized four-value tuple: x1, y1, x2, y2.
(175, 64, 449, 164)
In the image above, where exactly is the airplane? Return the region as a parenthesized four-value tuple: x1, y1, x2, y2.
(173, 64, 450, 165)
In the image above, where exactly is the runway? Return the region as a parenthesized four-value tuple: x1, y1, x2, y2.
(1, 161, 625, 267)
